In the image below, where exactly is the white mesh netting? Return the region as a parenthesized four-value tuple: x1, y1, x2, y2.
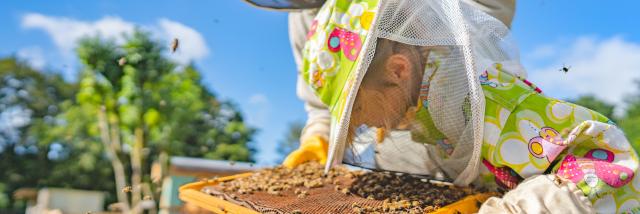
(326, 0, 523, 186)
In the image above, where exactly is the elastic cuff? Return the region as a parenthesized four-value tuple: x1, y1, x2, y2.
(546, 174, 593, 211)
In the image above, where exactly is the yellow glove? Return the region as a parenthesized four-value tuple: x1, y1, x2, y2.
(282, 135, 329, 168)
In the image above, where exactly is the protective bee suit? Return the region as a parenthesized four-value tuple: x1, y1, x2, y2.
(276, 0, 639, 213)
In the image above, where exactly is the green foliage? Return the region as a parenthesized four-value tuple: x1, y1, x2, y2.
(0, 183, 8, 208)
(569, 92, 640, 154)
(0, 57, 88, 209)
(66, 30, 255, 161)
(53, 30, 255, 207)
(569, 94, 617, 122)
(620, 81, 640, 154)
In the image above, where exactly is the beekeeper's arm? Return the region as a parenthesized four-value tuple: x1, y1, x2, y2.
(283, 9, 330, 167)
(480, 122, 639, 213)
(290, 10, 331, 143)
(477, 67, 639, 213)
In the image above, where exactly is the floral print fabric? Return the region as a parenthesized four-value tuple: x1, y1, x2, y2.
(301, 0, 379, 118)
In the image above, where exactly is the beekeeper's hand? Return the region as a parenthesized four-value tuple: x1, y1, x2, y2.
(478, 175, 593, 214)
(282, 135, 329, 168)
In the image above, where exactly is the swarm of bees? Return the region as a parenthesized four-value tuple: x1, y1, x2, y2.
(212, 162, 483, 213)
(347, 172, 471, 207)
(217, 162, 349, 196)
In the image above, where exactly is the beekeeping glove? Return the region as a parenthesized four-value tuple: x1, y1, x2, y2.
(478, 174, 594, 214)
(283, 135, 329, 168)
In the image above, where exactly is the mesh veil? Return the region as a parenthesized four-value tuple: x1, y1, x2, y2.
(303, 0, 523, 186)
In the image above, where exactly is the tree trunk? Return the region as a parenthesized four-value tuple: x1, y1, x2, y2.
(130, 127, 144, 209)
(98, 106, 130, 212)
(109, 117, 122, 152)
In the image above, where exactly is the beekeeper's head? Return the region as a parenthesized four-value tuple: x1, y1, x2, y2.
(348, 39, 430, 141)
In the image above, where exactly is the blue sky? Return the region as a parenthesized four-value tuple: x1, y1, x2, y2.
(2, 0, 640, 165)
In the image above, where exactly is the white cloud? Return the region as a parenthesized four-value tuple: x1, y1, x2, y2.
(20, 13, 209, 67)
(249, 93, 268, 105)
(526, 36, 640, 109)
(157, 18, 209, 64)
(16, 46, 46, 69)
(22, 13, 135, 57)
(246, 93, 270, 127)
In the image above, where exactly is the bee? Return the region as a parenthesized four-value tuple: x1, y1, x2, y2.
(118, 57, 126, 66)
(122, 186, 132, 193)
(559, 64, 571, 73)
(143, 195, 152, 200)
(170, 38, 179, 53)
(376, 128, 386, 144)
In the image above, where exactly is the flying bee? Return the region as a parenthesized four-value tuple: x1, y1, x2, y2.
(170, 38, 179, 53)
(118, 57, 126, 66)
(376, 127, 386, 144)
(559, 64, 571, 73)
(122, 186, 132, 193)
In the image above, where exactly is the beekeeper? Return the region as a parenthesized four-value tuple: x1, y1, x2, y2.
(245, 0, 639, 213)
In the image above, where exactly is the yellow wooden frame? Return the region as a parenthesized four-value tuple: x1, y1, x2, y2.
(179, 173, 498, 214)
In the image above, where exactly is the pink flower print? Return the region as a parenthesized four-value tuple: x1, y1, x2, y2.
(528, 127, 567, 162)
(327, 27, 362, 61)
(306, 20, 318, 40)
(340, 30, 362, 61)
(594, 159, 634, 188)
(557, 155, 585, 184)
(557, 155, 634, 190)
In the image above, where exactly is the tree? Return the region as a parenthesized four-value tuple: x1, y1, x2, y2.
(1, 31, 255, 212)
(569, 94, 617, 122)
(0, 57, 85, 210)
(619, 81, 640, 154)
(44, 30, 256, 212)
(276, 121, 304, 163)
